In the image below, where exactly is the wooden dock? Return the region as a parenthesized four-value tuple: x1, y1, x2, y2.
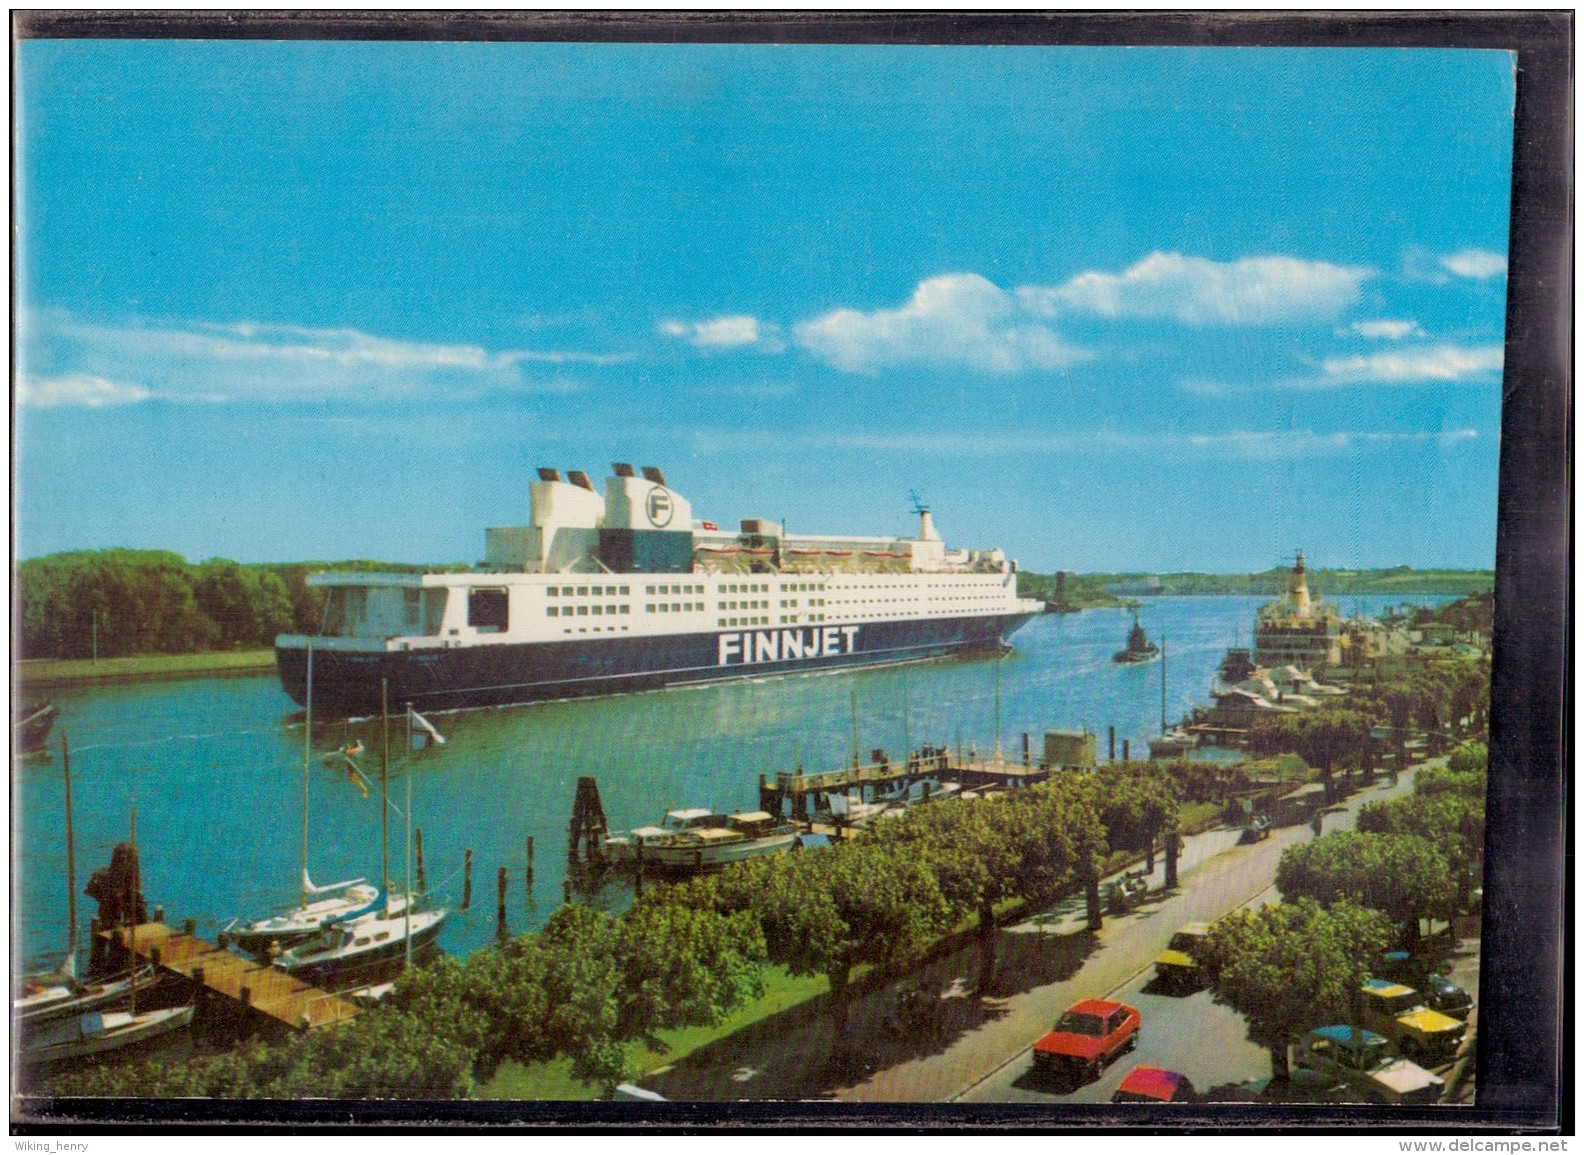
(760, 743, 1054, 820)
(98, 921, 360, 1033)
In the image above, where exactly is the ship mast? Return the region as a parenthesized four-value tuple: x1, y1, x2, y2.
(302, 641, 313, 910)
(62, 733, 77, 972)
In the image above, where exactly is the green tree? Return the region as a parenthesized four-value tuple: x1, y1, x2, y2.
(1208, 898, 1392, 1080)
(1357, 791, 1484, 890)
(1275, 831, 1458, 947)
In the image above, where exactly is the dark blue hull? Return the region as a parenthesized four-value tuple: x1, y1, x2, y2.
(277, 612, 1038, 716)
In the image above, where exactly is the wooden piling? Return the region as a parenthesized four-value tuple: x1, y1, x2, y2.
(568, 777, 609, 864)
(1022, 732, 1031, 766)
(634, 844, 645, 896)
(526, 836, 535, 891)
(461, 849, 473, 911)
(496, 866, 508, 935)
(1109, 727, 1116, 762)
(1122, 739, 1130, 762)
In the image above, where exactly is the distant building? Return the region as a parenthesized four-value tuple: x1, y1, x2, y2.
(1253, 552, 1342, 671)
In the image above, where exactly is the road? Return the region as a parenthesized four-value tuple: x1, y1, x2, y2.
(643, 765, 1429, 1103)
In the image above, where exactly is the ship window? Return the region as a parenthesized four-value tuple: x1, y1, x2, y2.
(592, 605, 603, 615)
(620, 605, 630, 614)
(468, 587, 509, 632)
(576, 605, 588, 616)
(620, 586, 629, 595)
(646, 586, 655, 595)
(547, 606, 559, 617)
(547, 586, 559, 597)
(403, 589, 422, 626)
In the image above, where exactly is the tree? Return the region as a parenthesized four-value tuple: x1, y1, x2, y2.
(1357, 792, 1484, 891)
(1275, 831, 1459, 947)
(1208, 898, 1392, 1080)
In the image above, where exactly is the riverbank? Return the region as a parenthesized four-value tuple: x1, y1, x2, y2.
(16, 649, 277, 691)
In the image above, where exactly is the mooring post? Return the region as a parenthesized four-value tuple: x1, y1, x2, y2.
(1022, 732, 1031, 766)
(526, 836, 535, 891)
(1109, 726, 1116, 762)
(634, 844, 645, 896)
(461, 849, 473, 911)
(184, 917, 196, 936)
(1122, 739, 1130, 763)
(496, 866, 508, 936)
(415, 828, 426, 893)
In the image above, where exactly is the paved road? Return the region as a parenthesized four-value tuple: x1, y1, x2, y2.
(643, 765, 1428, 1103)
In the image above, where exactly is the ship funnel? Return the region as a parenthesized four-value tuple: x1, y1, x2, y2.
(919, 508, 941, 542)
(537, 467, 562, 482)
(568, 470, 596, 492)
(613, 463, 636, 478)
(641, 465, 668, 486)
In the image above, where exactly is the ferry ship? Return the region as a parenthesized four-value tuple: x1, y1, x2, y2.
(275, 464, 1043, 715)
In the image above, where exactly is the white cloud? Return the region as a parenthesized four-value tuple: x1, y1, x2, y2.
(1022, 252, 1373, 325)
(1351, 319, 1425, 340)
(19, 311, 614, 406)
(659, 315, 785, 353)
(19, 372, 152, 408)
(693, 425, 1478, 462)
(794, 273, 1091, 374)
(1319, 344, 1505, 385)
(1440, 248, 1508, 280)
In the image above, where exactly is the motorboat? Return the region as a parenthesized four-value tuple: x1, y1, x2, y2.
(603, 809, 800, 871)
(272, 905, 448, 986)
(24, 1004, 195, 1065)
(14, 963, 157, 1027)
(226, 874, 404, 957)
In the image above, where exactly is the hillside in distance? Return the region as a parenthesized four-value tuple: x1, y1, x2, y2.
(1018, 566, 1493, 605)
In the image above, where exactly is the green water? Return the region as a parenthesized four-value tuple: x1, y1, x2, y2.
(13, 595, 1441, 965)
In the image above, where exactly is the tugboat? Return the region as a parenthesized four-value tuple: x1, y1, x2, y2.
(1113, 614, 1160, 664)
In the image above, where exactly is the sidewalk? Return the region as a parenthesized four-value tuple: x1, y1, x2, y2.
(644, 764, 1428, 1102)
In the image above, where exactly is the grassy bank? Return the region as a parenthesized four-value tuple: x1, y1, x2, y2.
(16, 649, 278, 691)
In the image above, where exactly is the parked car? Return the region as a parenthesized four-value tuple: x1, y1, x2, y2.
(1106, 873, 1149, 915)
(1205, 1068, 1350, 1104)
(1292, 1025, 1445, 1105)
(1420, 973, 1474, 1021)
(1153, 922, 1214, 991)
(1241, 814, 1272, 843)
(1112, 1066, 1196, 1104)
(1356, 978, 1466, 1064)
(1032, 998, 1142, 1083)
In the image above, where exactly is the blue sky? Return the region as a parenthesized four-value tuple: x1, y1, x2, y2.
(15, 42, 1513, 572)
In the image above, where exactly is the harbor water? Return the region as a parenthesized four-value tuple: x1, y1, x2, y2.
(14, 595, 1445, 968)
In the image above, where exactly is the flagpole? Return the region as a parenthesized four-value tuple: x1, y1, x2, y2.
(303, 641, 313, 910)
(405, 704, 413, 969)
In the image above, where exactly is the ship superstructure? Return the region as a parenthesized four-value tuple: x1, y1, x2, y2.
(275, 464, 1043, 714)
(1251, 551, 1342, 671)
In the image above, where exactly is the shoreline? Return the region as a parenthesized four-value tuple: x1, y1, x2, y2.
(15, 650, 277, 692)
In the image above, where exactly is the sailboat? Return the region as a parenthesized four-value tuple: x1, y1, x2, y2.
(25, 807, 195, 1065)
(1148, 636, 1199, 758)
(227, 642, 402, 958)
(14, 733, 157, 1028)
(273, 684, 448, 987)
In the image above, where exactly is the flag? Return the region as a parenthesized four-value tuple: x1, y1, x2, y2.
(409, 707, 447, 748)
(700, 520, 718, 531)
(344, 757, 370, 798)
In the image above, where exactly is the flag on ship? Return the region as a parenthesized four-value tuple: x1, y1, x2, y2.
(409, 707, 447, 749)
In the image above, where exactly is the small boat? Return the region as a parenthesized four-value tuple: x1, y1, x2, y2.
(225, 872, 399, 957)
(24, 1004, 195, 1065)
(603, 809, 800, 871)
(14, 963, 157, 1027)
(1113, 615, 1160, 664)
(15, 701, 58, 754)
(1148, 727, 1198, 759)
(272, 905, 448, 985)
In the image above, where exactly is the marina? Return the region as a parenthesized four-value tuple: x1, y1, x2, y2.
(15, 593, 1448, 974)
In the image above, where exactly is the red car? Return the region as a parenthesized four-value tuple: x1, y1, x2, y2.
(1032, 998, 1142, 1082)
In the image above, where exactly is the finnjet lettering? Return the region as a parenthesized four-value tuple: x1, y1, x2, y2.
(718, 626, 860, 666)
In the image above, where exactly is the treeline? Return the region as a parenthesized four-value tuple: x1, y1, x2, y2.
(1036, 566, 1494, 599)
(15, 549, 441, 660)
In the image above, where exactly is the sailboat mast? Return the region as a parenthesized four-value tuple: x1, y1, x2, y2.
(405, 705, 413, 970)
(128, 806, 137, 1015)
(303, 641, 313, 909)
(381, 679, 390, 917)
(1161, 635, 1168, 735)
(62, 733, 77, 964)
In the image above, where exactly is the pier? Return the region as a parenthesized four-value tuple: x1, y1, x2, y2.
(95, 921, 360, 1035)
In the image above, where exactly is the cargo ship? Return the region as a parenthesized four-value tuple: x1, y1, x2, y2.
(275, 464, 1043, 715)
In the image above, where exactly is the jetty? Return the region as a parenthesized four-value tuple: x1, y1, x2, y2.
(94, 919, 359, 1035)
